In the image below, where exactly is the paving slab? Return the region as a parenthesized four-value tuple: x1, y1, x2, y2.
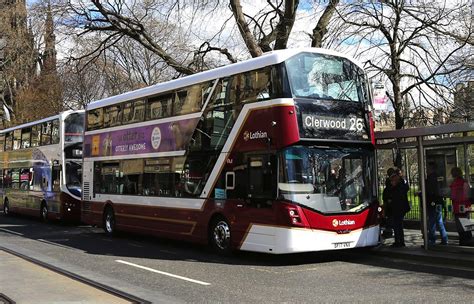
(371, 229, 474, 269)
(0, 250, 131, 304)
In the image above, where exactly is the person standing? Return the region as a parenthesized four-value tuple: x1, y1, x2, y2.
(449, 167, 473, 246)
(386, 169, 410, 247)
(382, 168, 395, 238)
(426, 162, 448, 245)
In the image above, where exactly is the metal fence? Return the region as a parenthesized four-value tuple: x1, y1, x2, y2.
(378, 177, 462, 222)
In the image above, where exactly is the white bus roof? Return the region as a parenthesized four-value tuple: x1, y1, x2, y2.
(0, 110, 84, 134)
(87, 48, 365, 110)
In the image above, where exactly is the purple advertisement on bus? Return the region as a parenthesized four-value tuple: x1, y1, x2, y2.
(83, 118, 200, 158)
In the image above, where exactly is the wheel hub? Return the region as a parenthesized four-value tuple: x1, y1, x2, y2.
(213, 221, 230, 250)
(106, 213, 114, 233)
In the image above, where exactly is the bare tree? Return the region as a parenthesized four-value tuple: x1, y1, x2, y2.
(337, 0, 473, 131)
(59, 0, 343, 77)
(0, 0, 38, 126)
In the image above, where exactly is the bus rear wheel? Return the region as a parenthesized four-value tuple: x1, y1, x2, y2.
(40, 203, 48, 222)
(3, 200, 10, 216)
(209, 217, 232, 254)
(103, 207, 116, 236)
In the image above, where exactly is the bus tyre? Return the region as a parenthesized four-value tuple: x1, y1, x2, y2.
(3, 200, 9, 216)
(103, 207, 116, 236)
(209, 217, 232, 255)
(40, 203, 48, 222)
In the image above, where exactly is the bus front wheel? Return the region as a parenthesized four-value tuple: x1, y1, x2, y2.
(209, 217, 232, 254)
(3, 200, 9, 216)
(40, 203, 48, 222)
(103, 207, 116, 236)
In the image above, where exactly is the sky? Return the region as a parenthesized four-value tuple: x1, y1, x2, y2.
(27, 0, 473, 113)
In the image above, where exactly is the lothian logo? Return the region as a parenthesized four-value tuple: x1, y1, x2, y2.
(332, 219, 355, 227)
(243, 130, 268, 141)
(243, 131, 250, 141)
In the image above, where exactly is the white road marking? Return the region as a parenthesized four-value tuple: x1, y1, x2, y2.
(116, 259, 211, 286)
(0, 228, 24, 236)
(0, 224, 26, 227)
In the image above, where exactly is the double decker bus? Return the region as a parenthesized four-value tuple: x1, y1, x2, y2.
(0, 111, 85, 222)
(82, 48, 380, 254)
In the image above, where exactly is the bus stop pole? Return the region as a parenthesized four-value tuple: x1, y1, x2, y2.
(417, 135, 428, 250)
(463, 135, 470, 186)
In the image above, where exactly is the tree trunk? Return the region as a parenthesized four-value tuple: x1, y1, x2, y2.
(230, 0, 263, 57)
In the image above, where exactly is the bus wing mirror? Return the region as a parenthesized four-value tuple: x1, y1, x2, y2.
(225, 172, 235, 190)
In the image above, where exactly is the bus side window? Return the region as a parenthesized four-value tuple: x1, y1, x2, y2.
(3, 169, 12, 188)
(131, 100, 145, 123)
(21, 127, 31, 149)
(31, 169, 42, 191)
(31, 125, 41, 147)
(52, 166, 61, 192)
(0, 133, 5, 152)
(41, 121, 52, 145)
(87, 108, 104, 131)
(13, 129, 21, 150)
(5, 132, 13, 150)
(20, 168, 30, 190)
(42, 176, 49, 190)
(52, 119, 60, 144)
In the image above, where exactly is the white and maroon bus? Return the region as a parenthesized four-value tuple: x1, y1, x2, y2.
(81, 48, 380, 254)
(1, 111, 84, 222)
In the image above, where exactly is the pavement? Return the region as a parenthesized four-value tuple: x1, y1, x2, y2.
(0, 249, 133, 304)
(372, 229, 474, 269)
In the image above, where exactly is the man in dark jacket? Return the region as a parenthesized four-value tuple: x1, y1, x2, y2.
(382, 168, 395, 237)
(385, 169, 410, 247)
(426, 162, 448, 245)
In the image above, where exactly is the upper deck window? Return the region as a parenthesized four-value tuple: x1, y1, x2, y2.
(5, 132, 13, 150)
(31, 125, 40, 147)
(65, 112, 85, 142)
(13, 129, 21, 150)
(87, 108, 104, 131)
(173, 82, 213, 116)
(0, 133, 4, 152)
(21, 127, 31, 149)
(147, 94, 173, 120)
(228, 68, 272, 104)
(104, 105, 122, 128)
(122, 100, 145, 125)
(52, 119, 60, 144)
(41, 121, 52, 145)
(285, 53, 367, 102)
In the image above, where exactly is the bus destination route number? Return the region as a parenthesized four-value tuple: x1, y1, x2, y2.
(303, 114, 364, 132)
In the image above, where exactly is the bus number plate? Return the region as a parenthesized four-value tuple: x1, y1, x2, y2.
(333, 242, 352, 249)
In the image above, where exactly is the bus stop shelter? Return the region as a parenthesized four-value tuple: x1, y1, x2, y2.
(375, 121, 474, 249)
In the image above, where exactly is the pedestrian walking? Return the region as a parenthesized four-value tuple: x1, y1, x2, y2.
(449, 167, 473, 246)
(385, 169, 410, 247)
(425, 162, 448, 245)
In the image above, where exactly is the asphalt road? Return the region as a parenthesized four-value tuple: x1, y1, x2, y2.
(1, 213, 474, 303)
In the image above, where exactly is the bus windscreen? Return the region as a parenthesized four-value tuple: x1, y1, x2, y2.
(285, 53, 368, 102)
(278, 145, 374, 214)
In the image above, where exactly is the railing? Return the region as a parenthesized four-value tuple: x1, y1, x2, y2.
(378, 177, 464, 222)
